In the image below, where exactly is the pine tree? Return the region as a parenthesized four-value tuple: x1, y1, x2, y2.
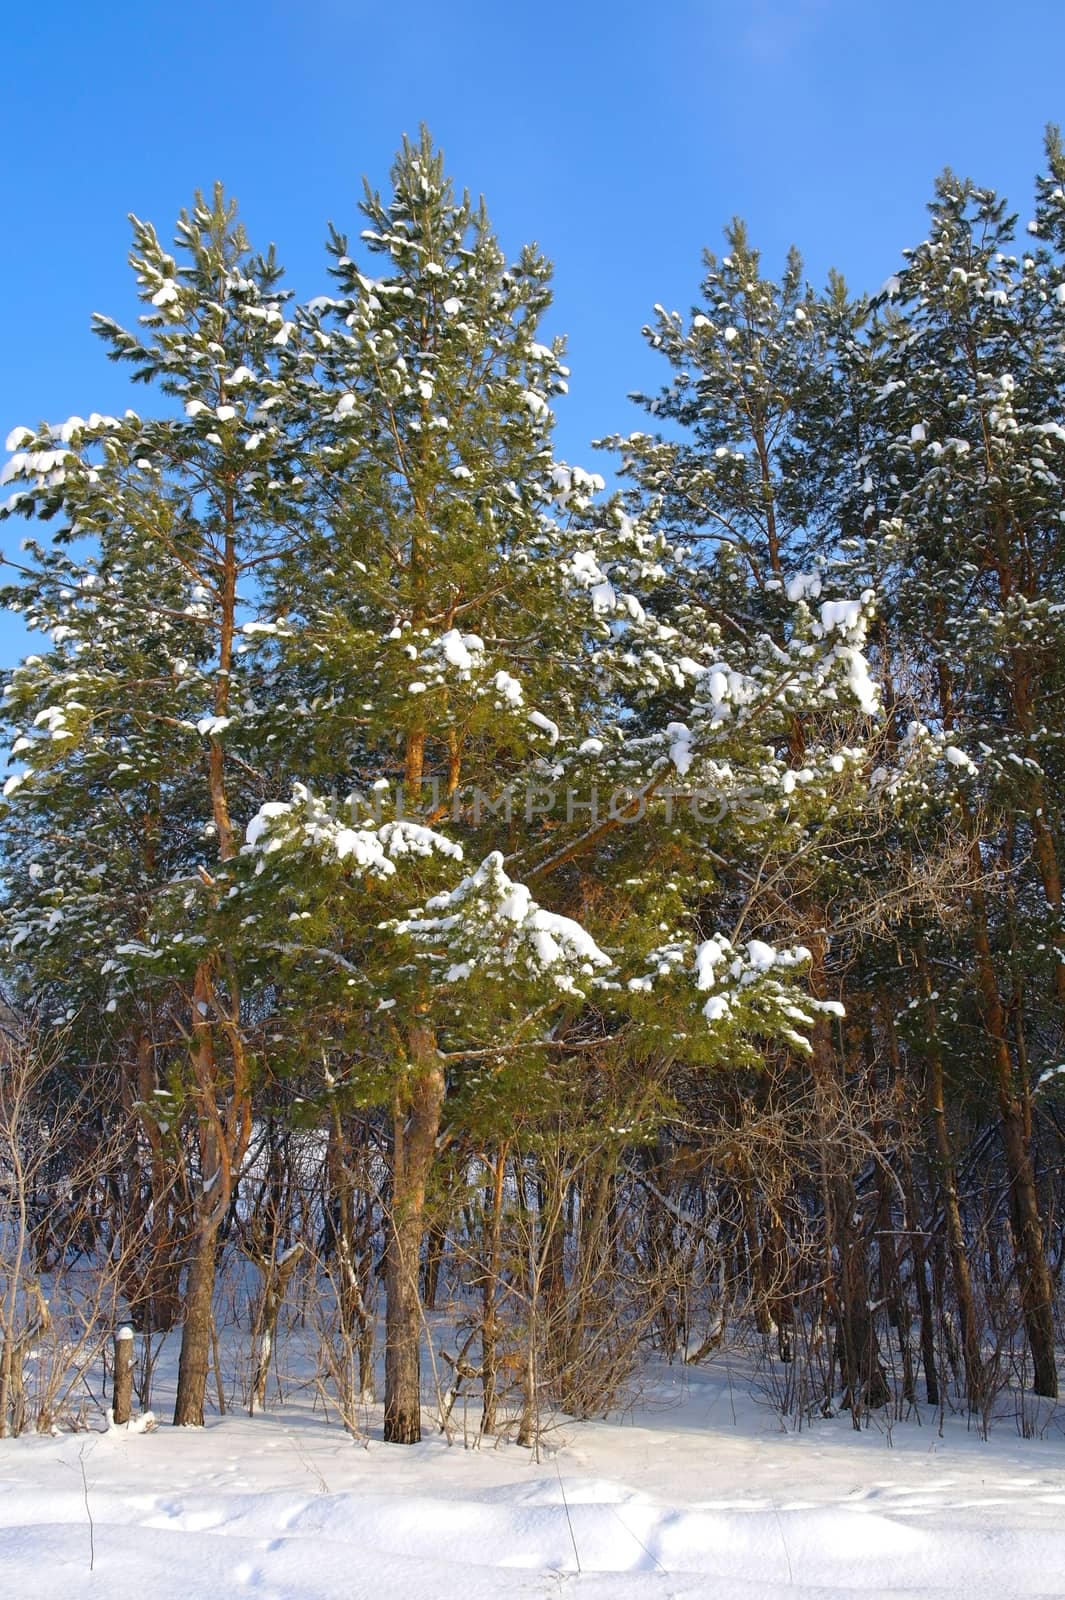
(830, 154, 1065, 1398)
(602, 224, 920, 1409)
(1, 183, 316, 1424)
(608, 219, 840, 594)
(237, 145, 892, 1438)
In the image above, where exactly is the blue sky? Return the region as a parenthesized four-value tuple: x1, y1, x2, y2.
(1, 0, 1062, 665)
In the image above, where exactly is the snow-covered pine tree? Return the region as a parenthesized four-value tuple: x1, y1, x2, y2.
(600, 228, 917, 1411)
(231, 130, 632, 1443)
(0, 526, 206, 1335)
(0, 184, 316, 1424)
(608, 219, 840, 593)
(830, 154, 1065, 1398)
(233, 140, 892, 1439)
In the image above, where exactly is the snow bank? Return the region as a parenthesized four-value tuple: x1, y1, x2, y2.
(2, 1359, 1063, 1599)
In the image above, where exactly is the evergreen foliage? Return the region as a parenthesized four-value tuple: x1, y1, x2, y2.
(2, 127, 1064, 1438)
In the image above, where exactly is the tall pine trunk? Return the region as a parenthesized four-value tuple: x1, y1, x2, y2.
(173, 1221, 220, 1426)
(383, 1023, 444, 1444)
(967, 840, 1058, 1398)
(914, 954, 984, 1410)
(809, 952, 890, 1415)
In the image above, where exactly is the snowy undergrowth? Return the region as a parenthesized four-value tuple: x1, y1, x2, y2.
(3, 1328, 1065, 1600)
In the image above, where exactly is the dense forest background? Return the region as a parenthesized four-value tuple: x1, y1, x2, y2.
(1, 128, 1064, 1445)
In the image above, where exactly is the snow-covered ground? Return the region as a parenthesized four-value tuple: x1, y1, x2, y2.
(3, 1356, 1065, 1598)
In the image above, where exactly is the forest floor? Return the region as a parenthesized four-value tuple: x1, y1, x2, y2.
(2, 1351, 1065, 1598)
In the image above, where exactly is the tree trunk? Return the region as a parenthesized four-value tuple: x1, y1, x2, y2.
(765, 1209, 794, 1364)
(879, 993, 941, 1407)
(383, 1026, 445, 1444)
(559, 1161, 614, 1414)
(422, 1220, 447, 1311)
(327, 1115, 377, 1405)
(251, 1244, 304, 1413)
(173, 1222, 219, 1426)
(113, 1327, 135, 1425)
(919, 983, 984, 1410)
(968, 844, 1059, 1398)
(481, 1144, 508, 1435)
(901, 1156, 940, 1408)
(833, 1183, 891, 1415)
(743, 1180, 774, 1339)
(1000, 1103, 1059, 1397)
(809, 979, 890, 1415)
(873, 1143, 915, 1403)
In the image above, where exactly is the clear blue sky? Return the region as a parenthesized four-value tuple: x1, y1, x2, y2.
(1, 0, 1062, 666)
